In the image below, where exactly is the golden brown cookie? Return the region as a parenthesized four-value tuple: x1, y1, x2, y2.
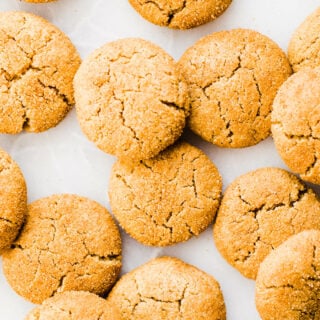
(214, 167, 320, 280)
(2, 194, 122, 304)
(23, 0, 55, 3)
(74, 38, 189, 162)
(128, 0, 232, 29)
(271, 67, 320, 184)
(255, 230, 320, 320)
(107, 256, 226, 320)
(0, 148, 27, 252)
(178, 29, 292, 148)
(288, 7, 320, 72)
(0, 11, 81, 133)
(25, 291, 121, 320)
(109, 142, 222, 246)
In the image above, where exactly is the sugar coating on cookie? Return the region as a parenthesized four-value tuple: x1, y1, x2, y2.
(25, 291, 121, 320)
(109, 142, 222, 246)
(107, 256, 226, 320)
(288, 7, 320, 72)
(74, 38, 189, 162)
(214, 167, 320, 279)
(178, 29, 292, 148)
(255, 230, 320, 320)
(0, 148, 27, 252)
(0, 11, 81, 133)
(272, 68, 320, 184)
(2, 194, 122, 304)
(128, 0, 232, 29)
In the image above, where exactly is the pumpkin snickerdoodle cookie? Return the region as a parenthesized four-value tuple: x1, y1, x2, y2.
(107, 256, 226, 320)
(214, 167, 320, 279)
(2, 194, 122, 304)
(128, 0, 232, 29)
(178, 29, 292, 148)
(0, 11, 80, 133)
(25, 291, 121, 320)
(272, 67, 320, 184)
(0, 148, 27, 252)
(74, 38, 189, 162)
(255, 230, 320, 320)
(288, 7, 320, 72)
(109, 142, 222, 246)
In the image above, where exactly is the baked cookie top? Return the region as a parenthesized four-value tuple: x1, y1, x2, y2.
(128, 0, 232, 29)
(272, 67, 320, 184)
(2, 194, 122, 304)
(25, 291, 121, 320)
(178, 28, 291, 148)
(23, 0, 55, 3)
(107, 256, 226, 320)
(0, 148, 27, 252)
(214, 167, 320, 279)
(74, 38, 189, 162)
(288, 7, 320, 72)
(0, 11, 80, 133)
(255, 230, 320, 320)
(109, 141, 222, 246)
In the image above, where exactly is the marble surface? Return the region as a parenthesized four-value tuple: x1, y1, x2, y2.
(0, 0, 319, 319)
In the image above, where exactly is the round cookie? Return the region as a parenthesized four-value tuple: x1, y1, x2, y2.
(213, 167, 320, 279)
(109, 142, 222, 246)
(25, 291, 121, 320)
(0, 148, 27, 252)
(23, 0, 55, 2)
(288, 7, 320, 72)
(2, 194, 122, 304)
(107, 256, 226, 320)
(74, 38, 189, 162)
(178, 29, 292, 148)
(128, 0, 232, 30)
(0, 11, 81, 133)
(255, 230, 320, 320)
(271, 67, 320, 184)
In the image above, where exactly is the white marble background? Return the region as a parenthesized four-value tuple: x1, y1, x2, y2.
(0, 0, 319, 319)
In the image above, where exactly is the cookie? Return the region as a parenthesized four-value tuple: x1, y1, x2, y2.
(74, 38, 189, 162)
(109, 142, 222, 246)
(271, 67, 320, 184)
(23, 0, 55, 3)
(288, 7, 320, 72)
(128, 0, 232, 30)
(0, 11, 81, 133)
(0, 148, 27, 252)
(214, 167, 320, 279)
(107, 256, 226, 320)
(25, 291, 121, 320)
(178, 29, 292, 148)
(255, 230, 320, 320)
(2, 194, 122, 304)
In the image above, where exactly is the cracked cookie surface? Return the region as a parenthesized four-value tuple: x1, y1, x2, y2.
(214, 167, 320, 279)
(109, 142, 222, 246)
(0, 11, 81, 133)
(107, 256, 226, 320)
(74, 38, 189, 162)
(2, 194, 122, 304)
(271, 67, 320, 184)
(128, 0, 232, 29)
(288, 7, 320, 72)
(255, 230, 320, 320)
(25, 291, 121, 320)
(178, 29, 292, 148)
(0, 148, 27, 252)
